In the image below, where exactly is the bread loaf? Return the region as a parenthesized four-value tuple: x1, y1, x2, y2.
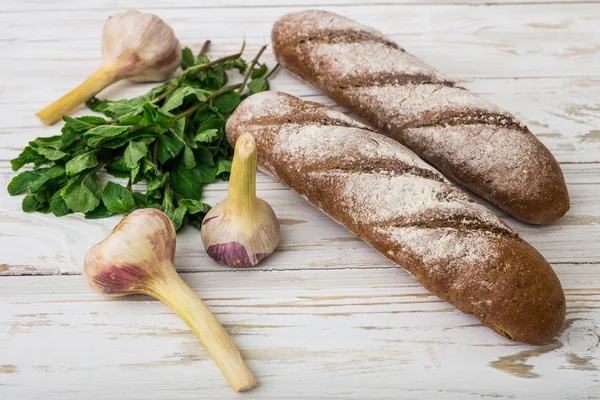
(226, 91, 565, 345)
(271, 10, 569, 224)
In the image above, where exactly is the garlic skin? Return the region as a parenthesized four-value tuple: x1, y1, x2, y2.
(36, 10, 182, 125)
(201, 133, 280, 267)
(83, 208, 257, 392)
(84, 208, 175, 296)
(102, 11, 182, 82)
(202, 197, 280, 267)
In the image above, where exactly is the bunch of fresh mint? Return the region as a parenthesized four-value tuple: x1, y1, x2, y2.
(8, 43, 275, 231)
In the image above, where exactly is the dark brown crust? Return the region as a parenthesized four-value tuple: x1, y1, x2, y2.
(226, 91, 566, 345)
(271, 10, 570, 224)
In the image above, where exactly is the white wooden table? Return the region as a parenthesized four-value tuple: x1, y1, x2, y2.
(1, 1, 599, 398)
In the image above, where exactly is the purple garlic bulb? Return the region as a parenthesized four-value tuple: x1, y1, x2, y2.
(201, 133, 280, 267)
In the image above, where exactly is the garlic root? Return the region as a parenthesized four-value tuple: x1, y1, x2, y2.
(36, 11, 182, 125)
(84, 208, 256, 392)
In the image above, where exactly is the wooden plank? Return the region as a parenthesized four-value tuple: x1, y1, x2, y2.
(3, 0, 599, 13)
(1, 163, 599, 276)
(0, 4, 598, 80)
(2, 73, 598, 166)
(0, 265, 598, 399)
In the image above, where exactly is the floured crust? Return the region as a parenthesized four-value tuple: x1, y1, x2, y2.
(226, 91, 565, 344)
(271, 10, 570, 224)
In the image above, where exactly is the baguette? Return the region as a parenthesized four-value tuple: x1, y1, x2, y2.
(271, 10, 569, 224)
(226, 91, 565, 345)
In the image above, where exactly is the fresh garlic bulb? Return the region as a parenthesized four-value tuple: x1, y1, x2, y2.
(84, 208, 256, 392)
(201, 133, 280, 267)
(36, 10, 182, 125)
(101, 10, 181, 82)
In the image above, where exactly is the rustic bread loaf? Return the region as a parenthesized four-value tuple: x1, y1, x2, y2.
(226, 91, 565, 345)
(271, 10, 569, 225)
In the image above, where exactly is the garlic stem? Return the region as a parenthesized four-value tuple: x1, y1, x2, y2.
(36, 63, 119, 125)
(146, 266, 256, 392)
(36, 11, 181, 125)
(227, 133, 257, 214)
(85, 209, 257, 391)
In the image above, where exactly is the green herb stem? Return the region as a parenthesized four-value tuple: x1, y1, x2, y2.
(265, 63, 280, 80)
(237, 45, 267, 94)
(198, 40, 211, 57)
(193, 50, 245, 77)
(151, 85, 178, 104)
(176, 83, 242, 119)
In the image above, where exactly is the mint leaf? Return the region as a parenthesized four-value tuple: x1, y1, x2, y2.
(157, 134, 185, 164)
(118, 115, 144, 126)
(11, 146, 48, 171)
(49, 188, 70, 217)
(32, 135, 65, 150)
(105, 159, 131, 178)
(194, 128, 219, 144)
(162, 87, 207, 112)
(162, 87, 189, 112)
(170, 164, 204, 200)
(102, 182, 135, 214)
(131, 164, 141, 184)
(182, 146, 196, 169)
(161, 188, 176, 218)
(252, 63, 268, 79)
(63, 115, 106, 132)
(85, 203, 114, 219)
(97, 90, 163, 119)
(133, 192, 161, 209)
(65, 151, 98, 176)
(171, 204, 187, 231)
(63, 171, 102, 213)
(179, 199, 211, 215)
(181, 47, 195, 70)
(29, 167, 66, 192)
(34, 147, 69, 161)
(170, 118, 186, 141)
(124, 141, 148, 169)
(147, 172, 168, 191)
(195, 164, 217, 183)
(102, 129, 156, 149)
(7, 171, 39, 195)
(194, 145, 214, 166)
(83, 126, 128, 148)
(86, 97, 109, 114)
(248, 77, 269, 94)
(216, 159, 232, 177)
(193, 109, 225, 131)
(141, 103, 176, 130)
(213, 91, 241, 113)
(22, 194, 45, 212)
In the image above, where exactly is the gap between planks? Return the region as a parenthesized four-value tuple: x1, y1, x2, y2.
(1, 262, 598, 278)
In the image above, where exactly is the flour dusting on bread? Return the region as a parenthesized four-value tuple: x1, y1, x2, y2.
(272, 9, 569, 224)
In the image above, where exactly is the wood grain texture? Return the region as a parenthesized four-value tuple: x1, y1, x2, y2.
(2, 163, 600, 276)
(1, 4, 598, 78)
(2, 75, 600, 165)
(0, 266, 599, 399)
(3, 0, 599, 13)
(0, 0, 599, 398)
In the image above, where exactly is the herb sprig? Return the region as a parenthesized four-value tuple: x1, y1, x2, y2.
(8, 43, 274, 231)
